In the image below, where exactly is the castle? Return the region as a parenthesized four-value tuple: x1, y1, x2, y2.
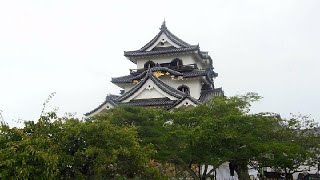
(85, 21, 223, 117)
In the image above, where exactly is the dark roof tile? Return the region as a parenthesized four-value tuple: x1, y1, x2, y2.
(168, 95, 200, 110)
(111, 68, 216, 84)
(199, 88, 224, 102)
(124, 46, 199, 57)
(116, 69, 186, 102)
(120, 97, 177, 107)
(139, 21, 193, 52)
(84, 94, 119, 116)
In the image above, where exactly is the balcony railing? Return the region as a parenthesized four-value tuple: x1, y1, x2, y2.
(129, 63, 198, 75)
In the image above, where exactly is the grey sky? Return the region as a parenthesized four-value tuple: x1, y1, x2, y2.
(0, 0, 319, 126)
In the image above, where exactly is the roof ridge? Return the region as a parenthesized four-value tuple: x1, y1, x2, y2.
(84, 95, 118, 116)
(163, 28, 191, 47)
(160, 20, 167, 31)
(116, 70, 186, 102)
(124, 46, 199, 57)
(139, 30, 163, 51)
(198, 88, 224, 102)
(115, 72, 151, 102)
(168, 95, 200, 110)
(135, 22, 194, 52)
(149, 74, 186, 98)
(111, 68, 210, 84)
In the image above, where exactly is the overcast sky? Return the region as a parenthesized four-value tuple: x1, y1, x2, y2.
(0, 0, 319, 126)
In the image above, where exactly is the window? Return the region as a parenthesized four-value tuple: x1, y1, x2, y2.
(178, 85, 190, 95)
(170, 58, 183, 68)
(160, 39, 165, 46)
(144, 61, 155, 69)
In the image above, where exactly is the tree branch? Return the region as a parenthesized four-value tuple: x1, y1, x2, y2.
(175, 158, 199, 179)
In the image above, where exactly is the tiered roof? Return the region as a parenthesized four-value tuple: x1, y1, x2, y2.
(116, 69, 187, 101)
(199, 88, 224, 102)
(84, 95, 119, 116)
(85, 69, 207, 116)
(140, 21, 193, 50)
(124, 46, 199, 57)
(124, 21, 213, 66)
(85, 21, 223, 117)
(111, 67, 218, 84)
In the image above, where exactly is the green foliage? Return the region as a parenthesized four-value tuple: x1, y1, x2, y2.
(94, 106, 170, 159)
(1, 93, 319, 179)
(257, 114, 320, 173)
(0, 112, 161, 179)
(97, 93, 319, 179)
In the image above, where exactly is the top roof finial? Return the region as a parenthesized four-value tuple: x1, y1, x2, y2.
(160, 19, 167, 30)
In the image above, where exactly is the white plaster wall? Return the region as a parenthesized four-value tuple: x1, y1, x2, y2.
(174, 98, 197, 108)
(146, 33, 180, 51)
(136, 54, 205, 70)
(133, 88, 166, 100)
(87, 102, 114, 117)
(119, 75, 202, 99)
(122, 79, 178, 102)
(159, 76, 202, 99)
(155, 41, 172, 48)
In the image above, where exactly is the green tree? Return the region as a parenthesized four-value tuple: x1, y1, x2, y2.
(157, 94, 256, 179)
(257, 114, 320, 178)
(94, 106, 178, 176)
(7, 93, 317, 179)
(164, 94, 320, 180)
(101, 94, 320, 180)
(0, 112, 161, 179)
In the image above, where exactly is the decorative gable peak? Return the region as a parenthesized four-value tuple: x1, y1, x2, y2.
(139, 21, 195, 51)
(154, 37, 173, 49)
(124, 21, 200, 60)
(123, 21, 213, 68)
(160, 20, 167, 31)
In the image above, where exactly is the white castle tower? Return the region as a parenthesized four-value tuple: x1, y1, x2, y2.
(85, 21, 223, 117)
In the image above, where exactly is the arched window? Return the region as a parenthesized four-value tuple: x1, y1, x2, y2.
(144, 61, 155, 69)
(170, 58, 183, 68)
(178, 85, 190, 95)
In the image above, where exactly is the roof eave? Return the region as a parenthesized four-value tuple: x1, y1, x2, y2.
(84, 99, 118, 117)
(126, 22, 194, 53)
(124, 46, 199, 58)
